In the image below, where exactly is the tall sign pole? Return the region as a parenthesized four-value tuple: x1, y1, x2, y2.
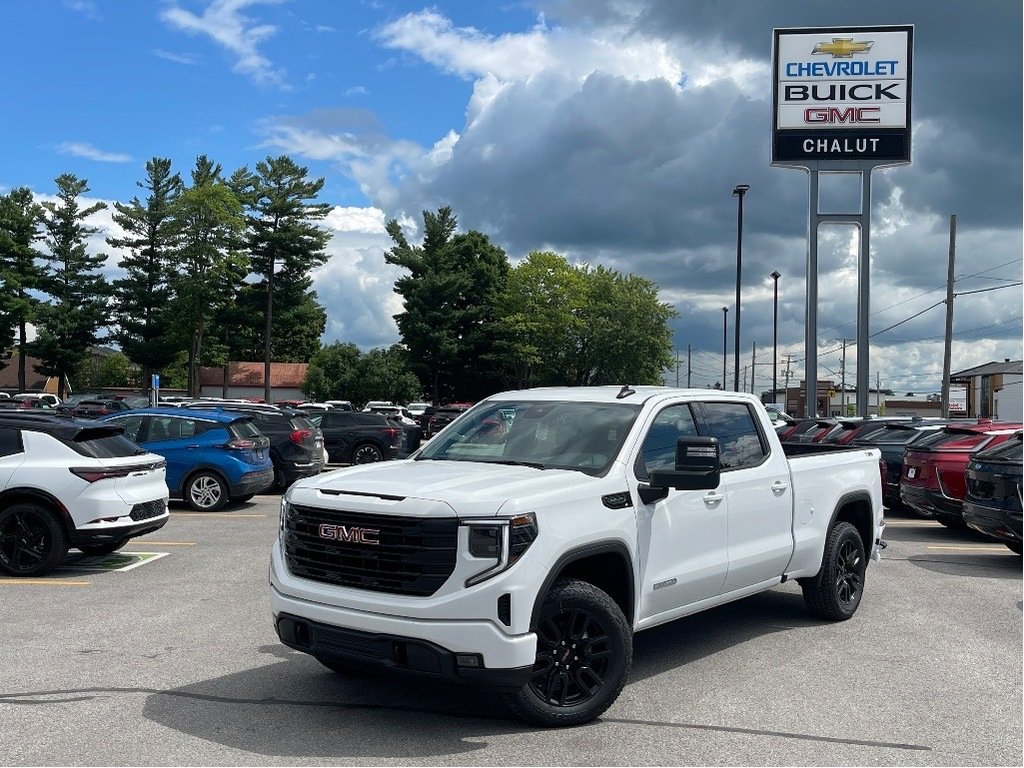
(772, 25, 913, 416)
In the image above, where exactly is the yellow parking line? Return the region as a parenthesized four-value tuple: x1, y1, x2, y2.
(171, 513, 266, 518)
(0, 579, 91, 586)
(926, 545, 1008, 551)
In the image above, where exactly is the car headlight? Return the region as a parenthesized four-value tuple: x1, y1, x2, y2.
(462, 512, 538, 587)
(279, 498, 289, 532)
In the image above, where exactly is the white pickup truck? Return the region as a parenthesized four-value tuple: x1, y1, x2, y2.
(270, 386, 884, 726)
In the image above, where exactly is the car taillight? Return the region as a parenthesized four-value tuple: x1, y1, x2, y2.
(289, 428, 312, 445)
(225, 438, 257, 450)
(385, 428, 400, 439)
(70, 466, 131, 483)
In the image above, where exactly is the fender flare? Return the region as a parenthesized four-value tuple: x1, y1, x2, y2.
(530, 540, 636, 629)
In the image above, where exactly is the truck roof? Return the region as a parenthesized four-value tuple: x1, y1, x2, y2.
(486, 385, 758, 405)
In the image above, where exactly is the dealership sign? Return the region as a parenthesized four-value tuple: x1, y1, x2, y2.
(772, 25, 913, 165)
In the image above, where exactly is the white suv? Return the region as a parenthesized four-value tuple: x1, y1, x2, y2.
(0, 413, 170, 577)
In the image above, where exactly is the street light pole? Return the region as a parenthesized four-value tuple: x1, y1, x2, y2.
(732, 184, 749, 392)
(771, 270, 781, 405)
(722, 306, 729, 390)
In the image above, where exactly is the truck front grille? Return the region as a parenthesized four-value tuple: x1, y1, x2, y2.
(284, 505, 458, 596)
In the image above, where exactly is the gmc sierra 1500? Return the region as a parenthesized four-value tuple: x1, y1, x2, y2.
(270, 386, 884, 727)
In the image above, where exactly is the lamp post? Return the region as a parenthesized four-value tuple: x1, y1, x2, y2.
(732, 184, 749, 392)
(722, 306, 728, 390)
(771, 270, 781, 406)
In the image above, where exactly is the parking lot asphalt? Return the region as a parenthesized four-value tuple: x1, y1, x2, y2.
(0, 491, 1020, 767)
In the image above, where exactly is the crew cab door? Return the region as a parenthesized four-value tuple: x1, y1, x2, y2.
(694, 401, 794, 592)
(630, 403, 729, 621)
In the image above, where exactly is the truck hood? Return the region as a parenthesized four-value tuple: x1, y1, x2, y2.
(289, 458, 600, 518)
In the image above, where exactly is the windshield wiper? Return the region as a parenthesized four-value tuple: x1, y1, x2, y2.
(478, 459, 549, 470)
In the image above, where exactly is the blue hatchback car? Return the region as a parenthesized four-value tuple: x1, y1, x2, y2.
(101, 407, 275, 511)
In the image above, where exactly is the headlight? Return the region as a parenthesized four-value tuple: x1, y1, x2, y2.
(463, 512, 538, 587)
(279, 498, 289, 532)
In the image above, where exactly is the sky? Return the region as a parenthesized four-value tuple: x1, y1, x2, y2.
(4, 0, 1022, 396)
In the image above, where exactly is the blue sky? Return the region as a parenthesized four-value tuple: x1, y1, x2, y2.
(4, 0, 1022, 396)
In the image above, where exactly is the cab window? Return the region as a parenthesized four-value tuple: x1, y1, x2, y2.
(699, 402, 768, 470)
(634, 404, 700, 480)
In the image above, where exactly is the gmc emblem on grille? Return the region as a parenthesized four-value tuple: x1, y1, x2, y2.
(318, 523, 380, 545)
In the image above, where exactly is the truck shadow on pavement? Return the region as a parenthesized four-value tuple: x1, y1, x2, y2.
(138, 590, 822, 759)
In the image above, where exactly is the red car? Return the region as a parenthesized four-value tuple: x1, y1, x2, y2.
(900, 420, 1023, 527)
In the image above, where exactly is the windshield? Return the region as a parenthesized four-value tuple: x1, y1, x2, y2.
(416, 399, 642, 475)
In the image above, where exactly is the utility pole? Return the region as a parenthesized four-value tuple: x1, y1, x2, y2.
(784, 354, 792, 411)
(941, 214, 957, 418)
(687, 344, 692, 388)
(675, 349, 680, 387)
(751, 341, 757, 395)
(876, 371, 881, 415)
(835, 338, 850, 416)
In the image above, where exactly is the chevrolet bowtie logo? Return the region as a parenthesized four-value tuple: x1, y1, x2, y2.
(812, 38, 874, 58)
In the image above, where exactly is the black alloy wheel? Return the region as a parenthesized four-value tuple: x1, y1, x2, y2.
(801, 521, 866, 621)
(506, 579, 631, 727)
(0, 503, 69, 577)
(352, 443, 383, 464)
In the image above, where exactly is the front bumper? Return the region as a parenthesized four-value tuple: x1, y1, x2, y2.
(275, 612, 533, 690)
(269, 536, 539, 681)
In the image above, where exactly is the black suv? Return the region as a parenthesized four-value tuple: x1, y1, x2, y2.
(424, 404, 473, 439)
(182, 404, 325, 488)
(303, 411, 402, 464)
(963, 432, 1023, 555)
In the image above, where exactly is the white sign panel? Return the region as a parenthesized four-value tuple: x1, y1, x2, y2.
(772, 25, 913, 165)
(948, 384, 968, 414)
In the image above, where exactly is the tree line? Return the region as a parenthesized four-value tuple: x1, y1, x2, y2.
(1, 162, 676, 405)
(306, 206, 677, 405)
(0, 155, 329, 398)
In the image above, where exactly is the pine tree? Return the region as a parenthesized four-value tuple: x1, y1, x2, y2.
(108, 157, 182, 384)
(0, 188, 45, 388)
(33, 174, 110, 398)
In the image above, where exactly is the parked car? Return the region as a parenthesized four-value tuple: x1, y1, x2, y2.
(324, 400, 354, 412)
(100, 408, 274, 511)
(180, 403, 325, 488)
(962, 432, 1023, 555)
(69, 399, 134, 419)
(0, 412, 169, 576)
(424, 403, 474, 439)
(362, 400, 394, 412)
(854, 420, 954, 509)
(55, 393, 104, 415)
(406, 402, 432, 418)
(779, 418, 838, 444)
(0, 397, 53, 411)
(302, 410, 402, 464)
(901, 420, 1023, 527)
(14, 393, 61, 408)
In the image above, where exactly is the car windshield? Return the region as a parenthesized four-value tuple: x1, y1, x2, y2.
(416, 400, 641, 476)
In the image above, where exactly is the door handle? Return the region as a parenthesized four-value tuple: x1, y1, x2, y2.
(187, 444, 200, 449)
(703, 491, 724, 506)
(771, 480, 789, 495)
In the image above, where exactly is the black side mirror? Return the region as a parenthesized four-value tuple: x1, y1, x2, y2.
(647, 436, 721, 493)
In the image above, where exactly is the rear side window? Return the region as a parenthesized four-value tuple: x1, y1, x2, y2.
(0, 427, 24, 457)
(67, 429, 146, 458)
(230, 419, 262, 439)
(289, 416, 315, 430)
(699, 402, 768, 470)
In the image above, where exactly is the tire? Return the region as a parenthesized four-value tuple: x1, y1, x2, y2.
(505, 579, 631, 727)
(0, 503, 69, 577)
(351, 442, 384, 464)
(78, 540, 127, 557)
(1006, 541, 1023, 555)
(184, 471, 228, 512)
(801, 521, 866, 621)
